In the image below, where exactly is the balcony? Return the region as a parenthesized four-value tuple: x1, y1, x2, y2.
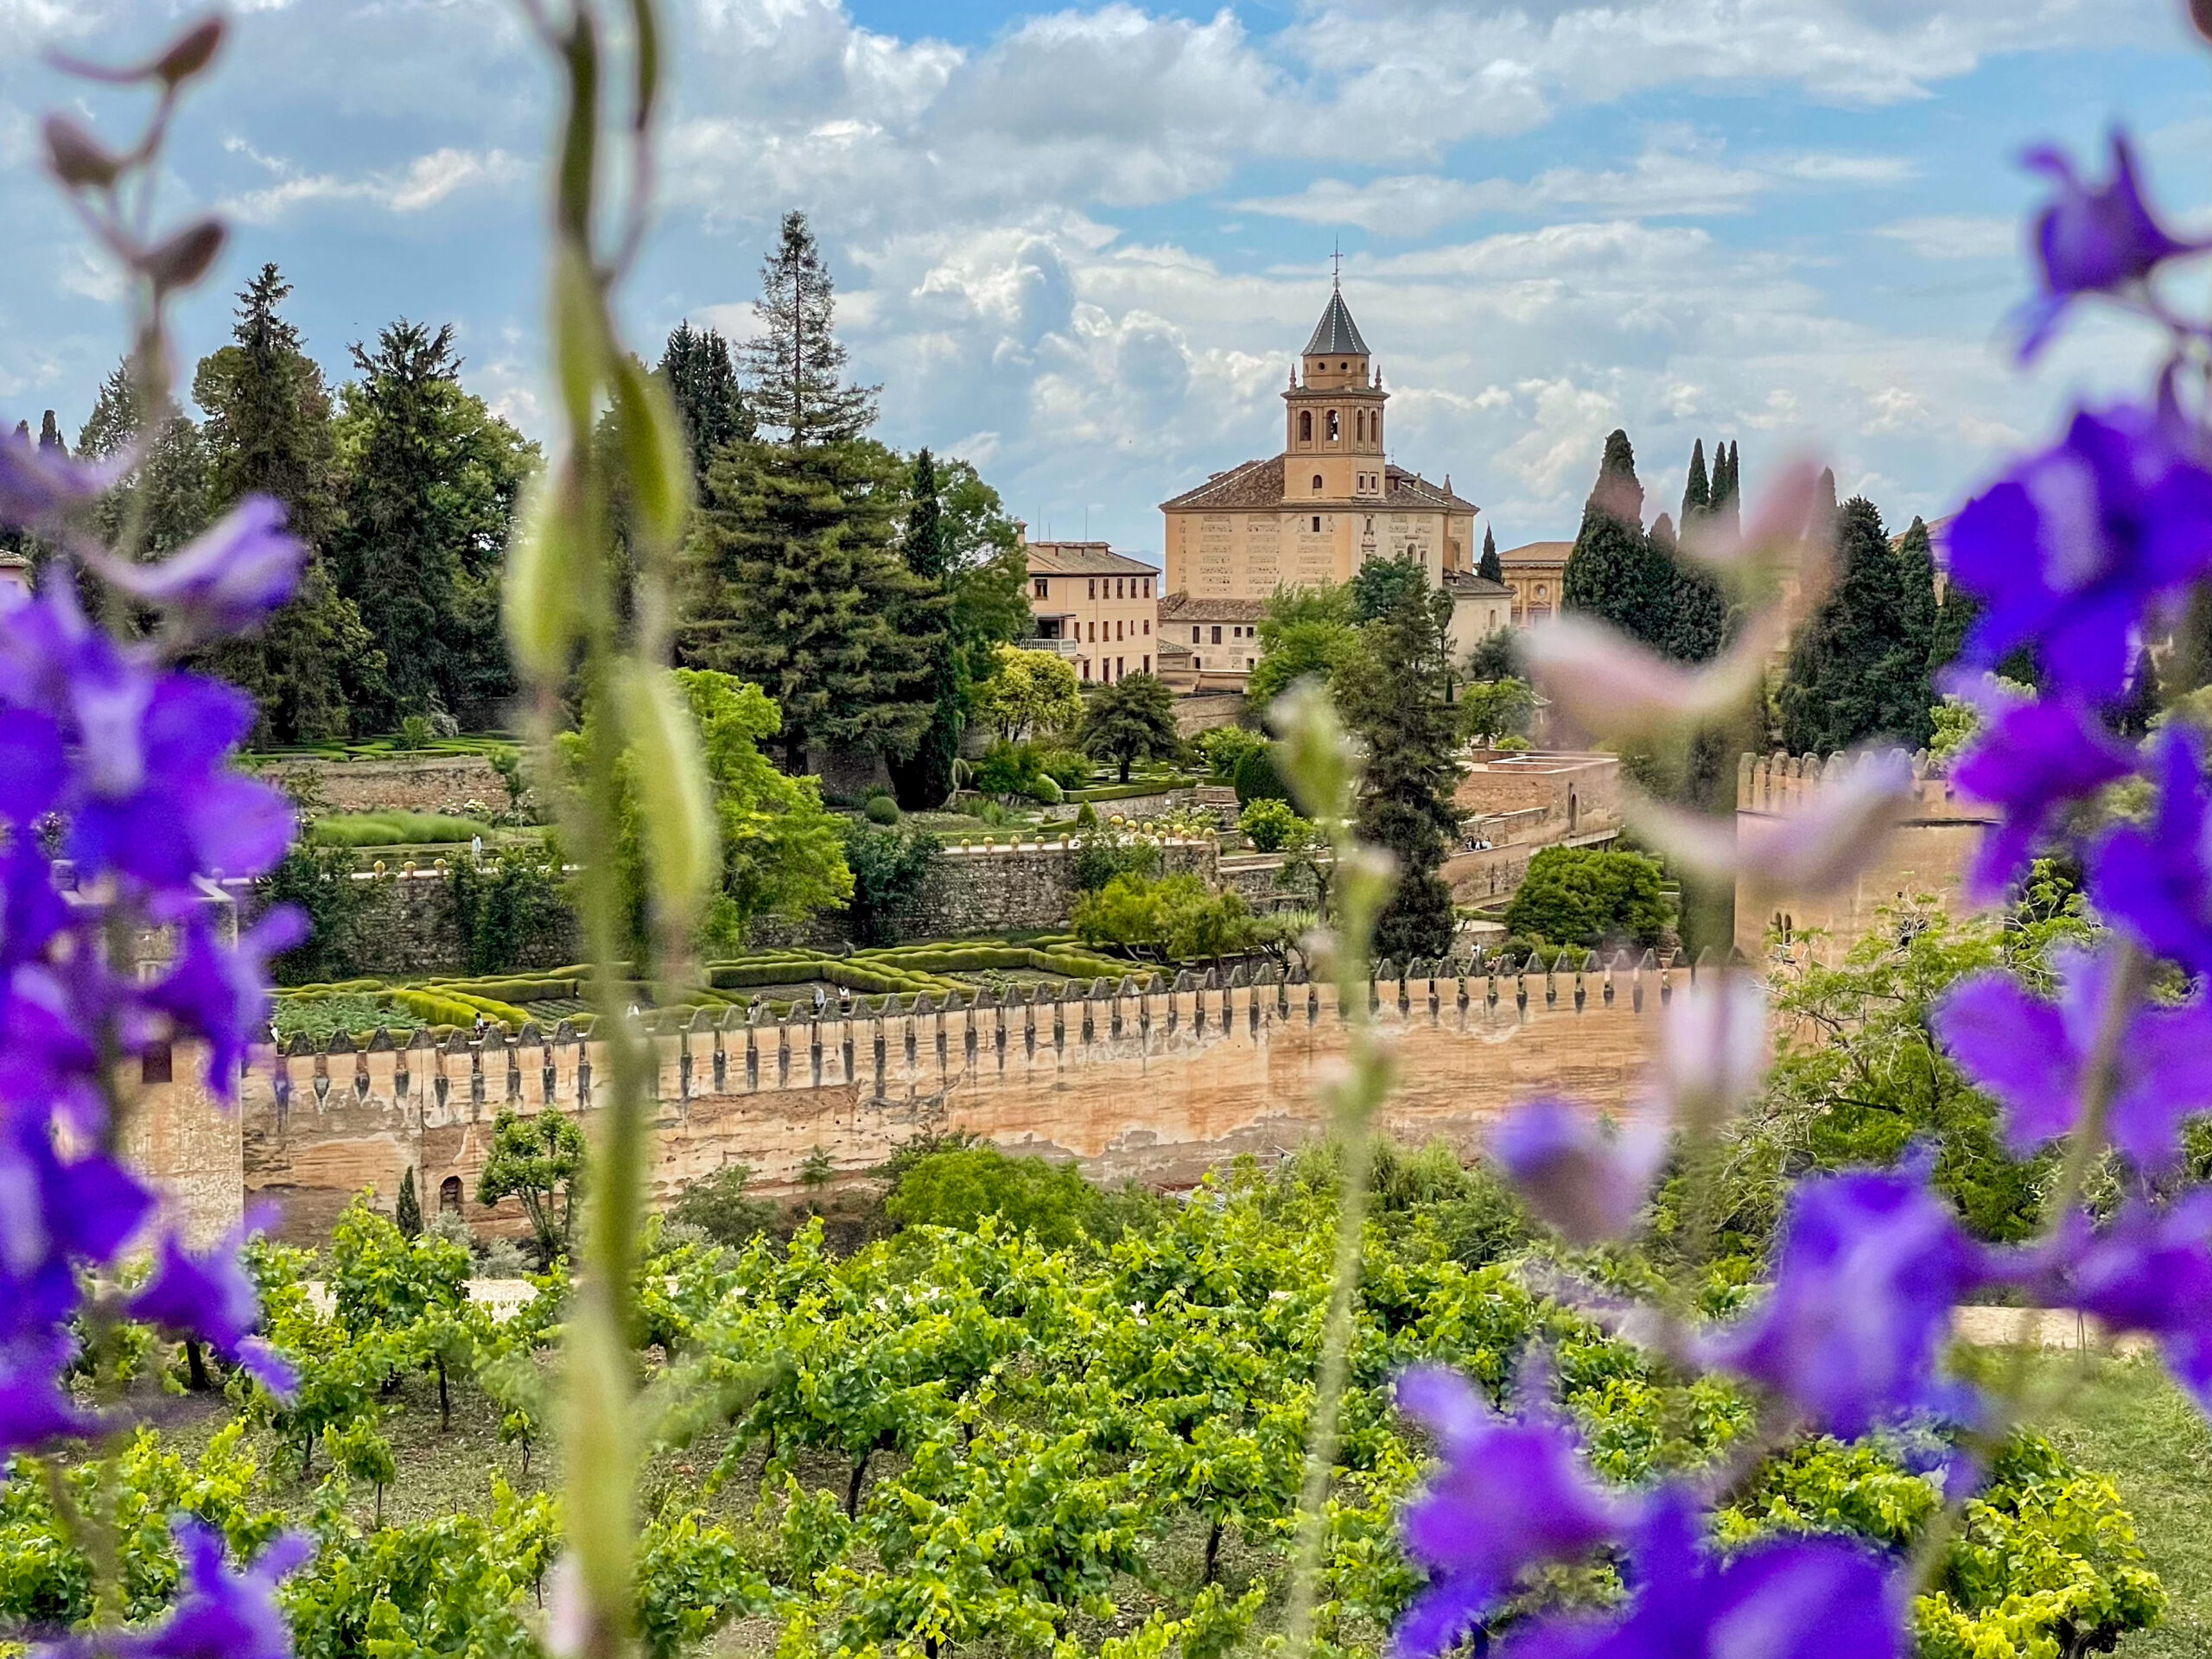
(1019, 636, 1083, 658)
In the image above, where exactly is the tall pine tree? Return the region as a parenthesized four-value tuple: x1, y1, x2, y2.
(887, 448, 963, 808)
(1562, 429, 1675, 655)
(744, 213, 879, 448)
(192, 264, 376, 741)
(1680, 439, 1710, 526)
(77, 364, 212, 561)
(660, 320, 750, 489)
(1779, 497, 1934, 753)
(1477, 523, 1503, 583)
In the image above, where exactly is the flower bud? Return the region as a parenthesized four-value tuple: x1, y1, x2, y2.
(42, 116, 120, 188)
(612, 659, 717, 931)
(154, 16, 226, 83)
(139, 219, 226, 292)
(505, 464, 585, 679)
(611, 355, 691, 554)
(2196, 0, 2212, 46)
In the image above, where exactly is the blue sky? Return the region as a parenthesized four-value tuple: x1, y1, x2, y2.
(2, 0, 2206, 562)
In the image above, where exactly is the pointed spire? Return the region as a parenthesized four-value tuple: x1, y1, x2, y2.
(1304, 286, 1370, 356)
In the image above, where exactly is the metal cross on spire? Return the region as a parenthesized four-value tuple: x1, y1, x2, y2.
(1331, 238, 1342, 287)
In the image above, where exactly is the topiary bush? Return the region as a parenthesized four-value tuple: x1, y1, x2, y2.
(1503, 846, 1672, 950)
(1231, 744, 1290, 807)
(1237, 797, 1307, 853)
(863, 794, 900, 826)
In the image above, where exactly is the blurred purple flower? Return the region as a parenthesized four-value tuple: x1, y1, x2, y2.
(1392, 1366, 1630, 1657)
(1490, 1097, 1667, 1246)
(1936, 946, 2212, 1168)
(147, 909, 305, 1102)
(0, 1332, 99, 1456)
(2019, 134, 2201, 358)
(1944, 681, 2135, 900)
(2056, 1194, 2212, 1408)
(130, 1219, 293, 1396)
(0, 428, 118, 527)
(92, 495, 304, 636)
(46, 1517, 312, 1659)
(1700, 1159, 1986, 1438)
(1655, 973, 1768, 1132)
(2092, 726, 2212, 975)
(1637, 750, 1913, 895)
(1948, 406, 2212, 702)
(1498, 1491, 1903, 1659)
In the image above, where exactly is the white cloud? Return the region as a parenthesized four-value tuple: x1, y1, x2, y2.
(1872, 213, 2019, 259)
(219, 147, 526, 223)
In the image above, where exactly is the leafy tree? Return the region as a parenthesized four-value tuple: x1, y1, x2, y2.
(1232, 743, 1289, 806)
(1503, 846, 1670, 950)
(841, 822, 939, 947)
(744, 210, 878, 448)
(256, 843, 375, 986)
(669, 1165, 777, 1249)
(1248, 582, 1361, 711)
(885, 1147, 1103, 1249)
(1072, 873, 1253, 964)
(979, 644, 1084, 742)
(680, 435, 930, 769)
(1197, 725, 1268, 782)
(1780, 497, 1935, 752)
(1463, 627, 1517, 682)
(1349, 555, 1426, 624)
(75, 363, 213, 560)
(1562, 429, 1673, 653)
(659, 319, 750, 488)
(1077, 672, 1181, 783)
(192, 264, 378, 741)
(1459, 677, 1535, 745)
(1477, 524, 1503, 584)
(1337, 575, 1463, 961)
(332, 320, 536, 723)
(477, 1109, 587, 1267)
(448, 846, 571, 976)
(1236, 797, 1308, 853)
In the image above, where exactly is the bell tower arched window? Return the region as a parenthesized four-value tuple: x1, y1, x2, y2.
(1298, 410, 1312, 443)
(1312, 474, 1324, 493)
(1327, 410, 1340, 442)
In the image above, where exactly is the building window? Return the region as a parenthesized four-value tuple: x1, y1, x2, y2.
(1116, 619, 1123, 640)
(1143, 577, 1152, 597)
(1142, 654, 1150, 673)
(141, 1040, 172, 1084)
(440, 1175, 462, 1215)
(1192, 626, 1201, 643)
(1033, 577, 1048, 598)
(1313, 515, 1322, 532)
(1211, 626, 1222, 644)
(1365, 516, 1374, 533)
(1088, 579, 1096, 600)
(1117, 657, 1125, 678)
(1311, 474, 1323, 494)
(1082, 660, 1090, 681)
(1089, 620, 1096, 641)
(1299, 410, 1312, 442)
(1327, 409, 1340, 442)
(1115, 577, 1123, 599)
(1142, 619, 1150, 635)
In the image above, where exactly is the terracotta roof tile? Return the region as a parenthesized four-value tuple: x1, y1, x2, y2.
(1160, 456, 1283, 512)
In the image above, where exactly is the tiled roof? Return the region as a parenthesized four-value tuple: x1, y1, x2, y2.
(1160, 456, 1283, 512)
(1499, 539, 1573, 567)
(1026, 541, 1160, 577)
(1160, 593, 1269, 622)
(1384, 464, 1474, 512)
(1444, 573, 1512, 598)
(1304, 287, 1370, 357)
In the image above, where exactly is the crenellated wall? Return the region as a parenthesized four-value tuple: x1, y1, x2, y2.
(236, 953, 1684, 1243)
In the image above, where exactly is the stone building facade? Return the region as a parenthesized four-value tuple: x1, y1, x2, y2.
(1497, 540, 1570, 625)
(1024, 541, 1161, 684)
(1160, 283, 1477, 600)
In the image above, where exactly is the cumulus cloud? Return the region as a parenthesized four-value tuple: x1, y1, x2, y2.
(1872, 214, 2020, 259)
(219, 147, 528, 224)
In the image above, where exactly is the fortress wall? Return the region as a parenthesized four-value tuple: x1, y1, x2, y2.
(232, 960, 1671, 1243)
(264, 753, 514, 817)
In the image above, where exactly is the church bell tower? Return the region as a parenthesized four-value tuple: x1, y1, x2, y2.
(1283, 272, 1388, 505)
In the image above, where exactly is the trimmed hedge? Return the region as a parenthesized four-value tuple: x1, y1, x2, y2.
(308, 812, 496, 849)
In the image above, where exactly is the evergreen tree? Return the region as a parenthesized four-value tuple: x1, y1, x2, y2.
(1680, 438, 1711, 527)
(0, 422, 24, 558)
(192, 264, 376, 742)
(1337, 579, 1462, 962)
(1477, 524, 1503, 584)
(1077, 672, 1181, 783)
(396, 1166, 423, 1239)
(887, 448, 963, 808)
(1562, 429, 1675, 655)
(680, 436, 930, 770)
(1661, 441, 1727, 664)
(2111, 645, 2161, 740)
(1779, 497, 1933, 752)
(76, 364, 213, 560)
(659, 320, 750, 488)
(36, 410, 62, 455)
(744, 212, 879, 448)
(1712, 441, 1741, 536)
(331, 320, 535, 723)
(1895, 516, 1941, 696)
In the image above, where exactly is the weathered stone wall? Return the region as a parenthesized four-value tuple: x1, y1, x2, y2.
(1446, 752, 1624, 907)
(231, 957, 1674, 1243)
(265, 753, 514, 817)
(120, 1058, 243, 1246)
(888, 837, 1218, 937)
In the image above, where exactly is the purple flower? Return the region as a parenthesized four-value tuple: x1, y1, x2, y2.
(1490, 1097, 1666, 1246)
(147, 909, 305, 1102)
(1935, 947, 2212, 1168)
(1948, 405, 2212, 701)
(2019, 134, 2201, 358)
(1943, 681, 2134, 900)
(129, 1218, 294, 1395)
(2092, 726, 2212, 975)
(0, 427, 118, 527)
(1497, 1491, 1903, 1659)
(1700, 1160, 1986, 1438)
(92, 495, 304, 636)
(2055, 1194, 2212, 1408)
(1392, 1366, 1630, 1657)
(0, 1332, 99, 1456)
(45, 1517, 312, 1659)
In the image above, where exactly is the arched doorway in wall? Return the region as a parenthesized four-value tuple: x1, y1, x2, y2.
(440, 1175, 463, 1215)
(1567, 789, 1579, 833)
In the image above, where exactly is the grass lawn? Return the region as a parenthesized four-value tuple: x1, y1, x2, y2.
(2028, 1351, 2212, 1656)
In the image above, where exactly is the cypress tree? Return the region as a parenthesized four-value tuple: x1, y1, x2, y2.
(396, 1166, 423, 1238)
(1680, 439, 1710, 527)
(1779, 497, 1931, 752)
(191, 264, 378, 741)
(1712, 442, 1741, 536)
(1895, 516, 1941, 722)
(887, 448, 964, 808)
(1477, 524, 1503, 584)
(1562, 429, 1675, 653)
(1337, 576, 1462, 963)
(743, 212, 879, 448)
(660, 320, 750, 489)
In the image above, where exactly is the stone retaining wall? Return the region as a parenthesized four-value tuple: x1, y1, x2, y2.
(264, 753, 516, 817)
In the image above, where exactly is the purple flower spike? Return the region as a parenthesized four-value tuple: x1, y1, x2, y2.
(1936, 946, 2212, 1168)
(0, 428, 119, 528)
(1497, 1489, 1904, 1659)
(2057, 1194, 2212, 1408)
(2093, 726, 2212, 975)
(47, 1517, 313, 1659)
(2019, 133, 2201, 358)
(129, 1217, 289, 1396)
(1955, 411, 2212, 708)
(1700, 1160, 1985, 1439)
(92, 495, 304, 636)
(1392, 1366, 1629, 1657)
(1944, 680, 2135, 900)
(1490, 1098, 1666, 1246)
(0, 1332, 100, 1457)
(148, 909, 305, 1101)
(1948, 405, 2212, 702)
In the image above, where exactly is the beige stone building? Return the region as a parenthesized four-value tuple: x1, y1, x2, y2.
(1497, 540, 1570, 625)
(1025, 541, 1160, 683)
(1160, 284, 1478, 599)
(1158, 594, 1268, 690)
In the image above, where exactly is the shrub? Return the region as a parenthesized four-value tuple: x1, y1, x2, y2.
(1032, 772, 1064, 804)
(1070, 830, 1162, 893)
(885, 1146, 1102, 1249)
(1503, 846, 1672, 950)
(1036, 747, 1094, 790)
(863, 794, 900, 826)
(842, 822, 940, 948)
(1237, 797, 1307, 853)
(976, 740, 1046, 799)
(1231, 744, 1290, 807)
(669, 1166, 778, 1249)
(257, 845, 377, 986)
(1197, 726, 1268, 783)
(396, 714, 435, 751)
(1072, 872, 1253, 964)
(310, 812, 495, 849)
(1074, 802, 1099, 829)
(448, 847, 571, 976)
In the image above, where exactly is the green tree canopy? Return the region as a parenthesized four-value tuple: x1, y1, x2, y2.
(1459, 677, 1535, 745)
(1779, 496, 1936, 753)
(1077, 672, 1181, 783)
(1561, 429, 1674, 654)
(744, 211, 878, 448)
(979, 644, 1084, 742)
(477, 1109, 586, 1268)
(1477, 524, 1503, 584)
(659, 319, 750, 488)
(1503, 846, 1671, 950)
